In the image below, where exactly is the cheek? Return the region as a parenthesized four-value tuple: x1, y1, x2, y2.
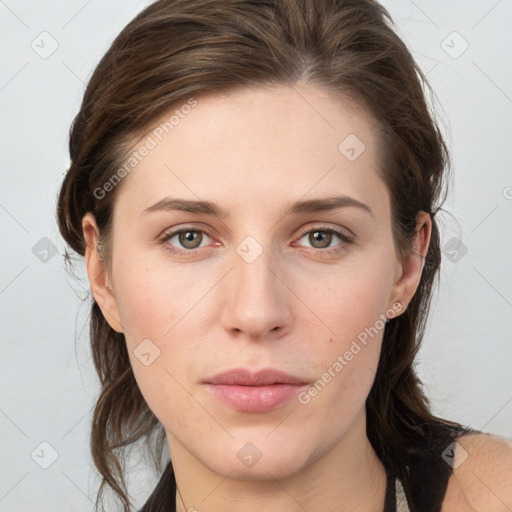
(112, 257, 191, 342)
(110, 258, 214, 426)
(306, 257, 392, 345)
(297, 258, 391, 410)
(296, 317, 385, 452)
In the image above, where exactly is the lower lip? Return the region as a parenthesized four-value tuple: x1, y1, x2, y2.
(204, 383, 306, 413)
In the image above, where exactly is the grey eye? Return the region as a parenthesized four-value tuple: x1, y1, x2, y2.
(177, 230, 204, 249)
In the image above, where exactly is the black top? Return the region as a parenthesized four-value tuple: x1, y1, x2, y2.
(381, 422, 477, 512)
(140, 422, 477, 512)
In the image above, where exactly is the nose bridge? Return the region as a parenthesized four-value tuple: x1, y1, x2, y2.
(220, 235, 292, 339)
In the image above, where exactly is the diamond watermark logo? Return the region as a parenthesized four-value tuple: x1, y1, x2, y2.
(442, 236, 468, 263)
(338, 134, 366, 161)
(134, 338, 161, 366)
(237, 442, 262, 468)
(31, 441, 59, 469)
(31, 31, 59, 59)
(32, 237, 58, 263)
(441, 31, 469, 59)
(441, 441, 468, 469)
(236, 236, 263, 264)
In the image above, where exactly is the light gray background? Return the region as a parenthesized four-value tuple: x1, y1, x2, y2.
(1, 0, 511, 510)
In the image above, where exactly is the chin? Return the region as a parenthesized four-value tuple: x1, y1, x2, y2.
(199, 437, 314, 481)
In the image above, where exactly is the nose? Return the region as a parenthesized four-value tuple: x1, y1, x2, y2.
(219, 246, 294, 342)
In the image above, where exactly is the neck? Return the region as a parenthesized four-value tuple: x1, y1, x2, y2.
(170, 409, 387, 512)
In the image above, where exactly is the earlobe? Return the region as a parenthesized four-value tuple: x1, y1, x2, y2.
(82, 213, 124, 333)
(389, 211, 432, 313)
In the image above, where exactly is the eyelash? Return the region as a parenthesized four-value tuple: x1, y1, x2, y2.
(158, 225, 354, 258)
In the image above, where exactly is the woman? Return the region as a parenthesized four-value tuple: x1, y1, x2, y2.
(56, 0, 512, 511)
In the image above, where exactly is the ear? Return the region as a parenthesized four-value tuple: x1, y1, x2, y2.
(389, 211, 432, 313)
(82, 213, 124, 333)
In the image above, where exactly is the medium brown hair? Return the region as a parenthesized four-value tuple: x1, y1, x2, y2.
(57, 0, 466, 510)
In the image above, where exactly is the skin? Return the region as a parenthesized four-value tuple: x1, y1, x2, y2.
(442, 434, 512, 511)
(82, 82, 435, 512)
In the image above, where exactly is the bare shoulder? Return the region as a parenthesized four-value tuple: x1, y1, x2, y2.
(442, 432, 512, 511)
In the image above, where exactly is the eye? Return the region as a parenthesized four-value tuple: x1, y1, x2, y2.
(295, 226, 354, 255)
(158, 227, 214, 255)
(158, 224, 354, 258)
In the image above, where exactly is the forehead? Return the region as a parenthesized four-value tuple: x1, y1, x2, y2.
(113, 83, 389, 221)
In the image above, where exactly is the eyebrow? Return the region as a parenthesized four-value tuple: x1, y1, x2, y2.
(142, 195, 374, 219)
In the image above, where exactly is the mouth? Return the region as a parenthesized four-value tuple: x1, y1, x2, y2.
(202, 368, 309, 413)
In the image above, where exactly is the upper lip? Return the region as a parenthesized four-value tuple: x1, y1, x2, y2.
(203, 368, 308, 386)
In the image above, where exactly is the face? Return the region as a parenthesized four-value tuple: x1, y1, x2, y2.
(84, 83, 429, 481)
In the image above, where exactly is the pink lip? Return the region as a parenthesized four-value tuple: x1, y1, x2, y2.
(203, 368, 308, 413)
